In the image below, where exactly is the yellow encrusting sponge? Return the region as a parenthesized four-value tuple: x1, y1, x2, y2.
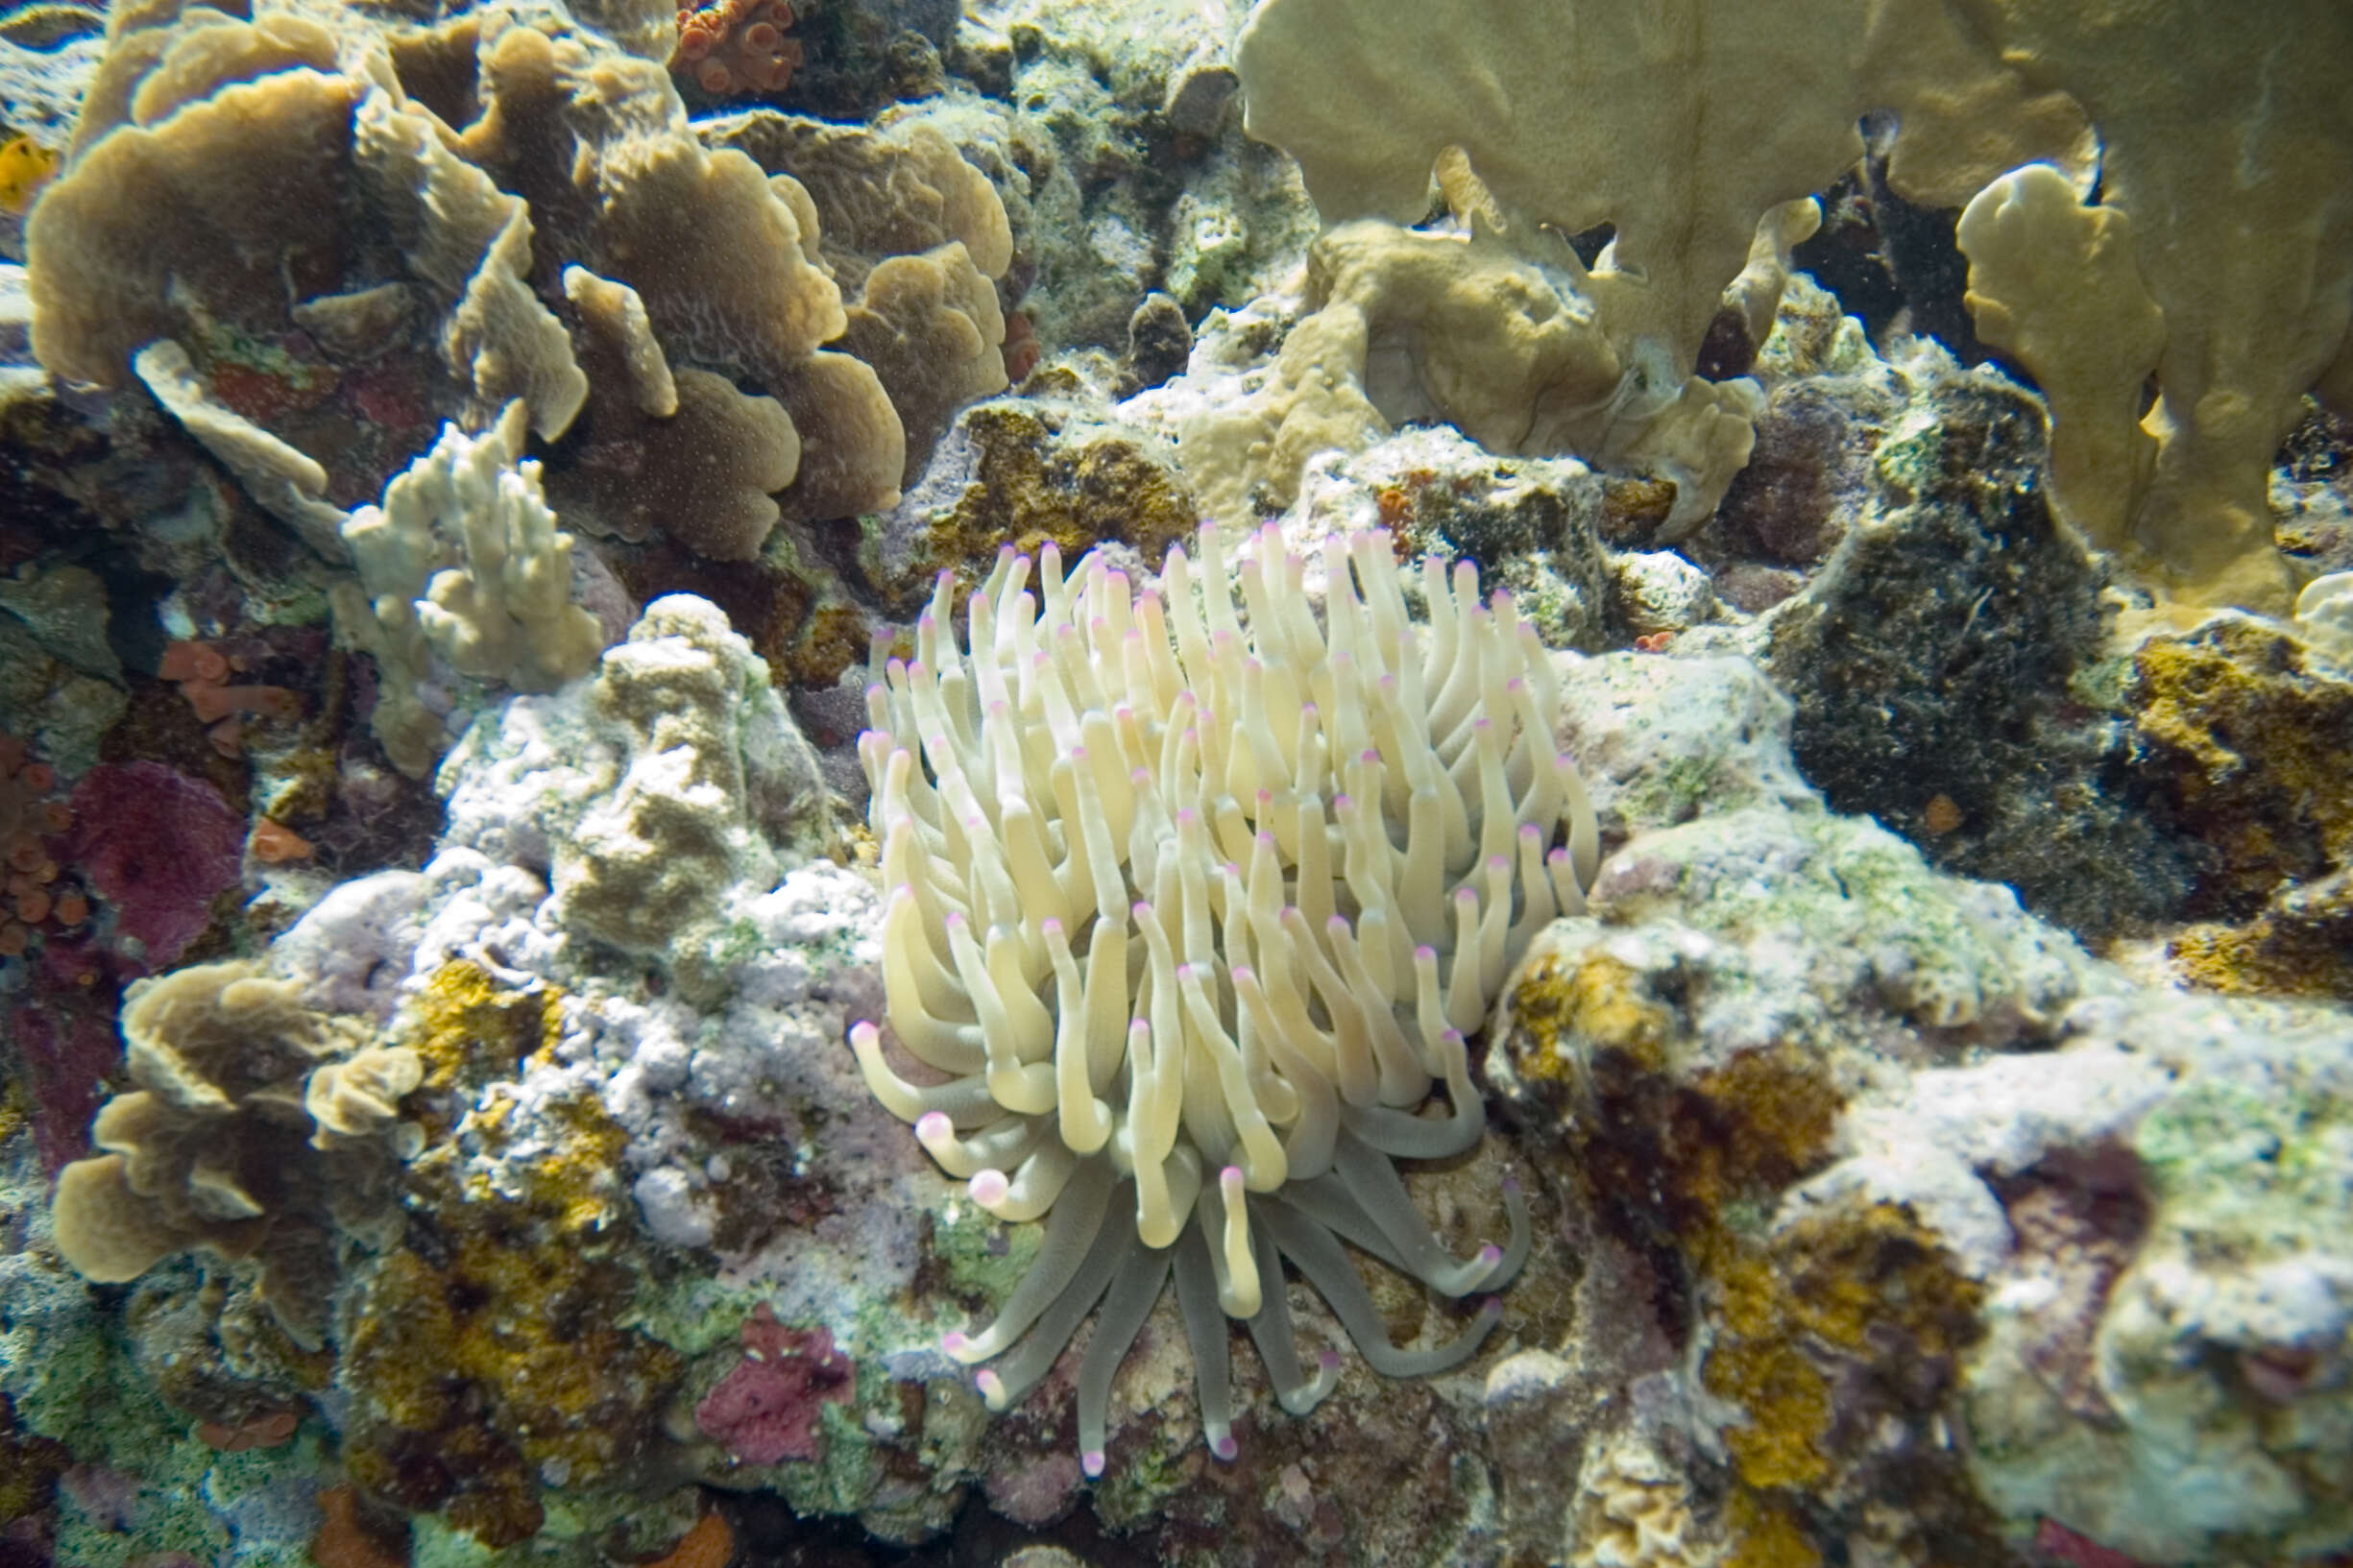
(851, 521, 1594, 1472)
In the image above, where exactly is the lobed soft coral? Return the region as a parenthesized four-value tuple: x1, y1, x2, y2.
(852, 524, 1595, 1471)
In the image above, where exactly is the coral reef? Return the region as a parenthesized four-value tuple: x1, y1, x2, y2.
(61, 760, 245, 976)
(24, 0, 1018, 771)
(862, 394, 1198, 615)
(2130, 615, 2353, 1000)
(7, 0, 2353, 1563)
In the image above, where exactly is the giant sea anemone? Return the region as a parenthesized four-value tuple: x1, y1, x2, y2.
(852, 522, 1596, 1472)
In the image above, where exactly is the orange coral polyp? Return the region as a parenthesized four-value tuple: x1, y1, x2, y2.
(160, 639, 229, 683)
(252, 820, 315, 863)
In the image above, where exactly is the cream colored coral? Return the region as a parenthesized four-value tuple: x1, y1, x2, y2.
(1571, 1430, 1721, 1568)
(31, 65, 363, 389)
(1236, 0, 2080, 374)
(307, 1048, 426, 1149)
(1968, 0, 2352, 613)
(1957, 163, 2165, 559)
(353, 84, 588, 443)
(837, 241, 1010, 486)
(552, 267, 804, 561)
(1180, 208, 1801, 535)
(335, 401, 606, 777)
(554, 595, 828, 961)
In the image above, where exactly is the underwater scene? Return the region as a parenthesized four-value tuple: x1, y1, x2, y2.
(0, 0, 2348, 1564)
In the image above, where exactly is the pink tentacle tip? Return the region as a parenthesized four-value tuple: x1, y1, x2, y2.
(976, 1369, 1006, 1401)
(1319, 1350, 1343, 1371)
(970, 1170, 1010, 1206)
(1502, 1176, 1523, 1198)
(1479, 1297, 1504, 1321)
(1082, 1449, 1106, 1478)
(1039, 916, 1063, 936)
(1478, 1243, 1503, 1266)
(1211, 1433, 1239, 1461)
(914, 1112, 952, 1141)
(1220, 1166, 1246, 1191)
(941, 1330, 972, 1355)
(1415, 945, 1438, 961)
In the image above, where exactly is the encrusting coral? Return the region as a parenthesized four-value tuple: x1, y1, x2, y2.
(852, 523, 1596, 1472)
(49, 961, 423, 1349)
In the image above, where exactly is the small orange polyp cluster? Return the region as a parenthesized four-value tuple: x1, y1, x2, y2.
(1, 734, 84, 956)
(672, 0, 802, 98)
(160, 639, 303, 757)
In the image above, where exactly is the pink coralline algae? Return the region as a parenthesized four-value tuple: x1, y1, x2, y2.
(693, 1304, 854, 1465)
(2034, 1518, 2155, 1568)
(62, 761, 244, 974)
(9, 1000, 114, 1175)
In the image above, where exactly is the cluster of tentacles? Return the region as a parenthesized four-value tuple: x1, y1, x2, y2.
(850, 522, 1595, 1473)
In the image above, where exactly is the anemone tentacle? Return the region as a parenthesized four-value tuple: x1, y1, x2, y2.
(852, 523, 1595, 1471)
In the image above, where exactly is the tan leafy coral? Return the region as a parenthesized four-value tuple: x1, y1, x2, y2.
(1236, 0, 2352, 610)
(550, 266, 804, 561)
(32, 0, 1012, 584)
(50, 961, 421, 1348)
